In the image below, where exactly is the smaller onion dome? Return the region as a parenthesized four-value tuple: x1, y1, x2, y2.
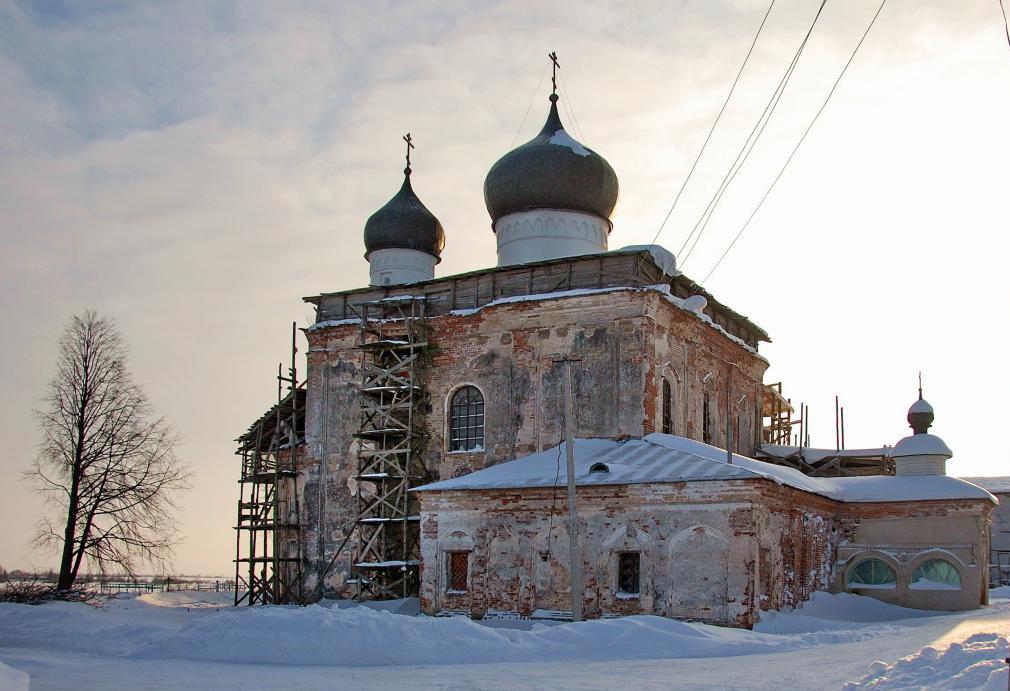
(907, 397, 934, 434)
(483, 94, 619, 226)
(890, 388, 952, 476)
(363, 169, 445, 262)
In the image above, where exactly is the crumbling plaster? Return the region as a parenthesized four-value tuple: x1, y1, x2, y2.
(294, 289, 768, 597)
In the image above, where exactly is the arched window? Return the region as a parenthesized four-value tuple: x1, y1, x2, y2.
(846, 558, 897, 589)
(661, 379, 673, 434)
(449, 386, 484, 451)
(911, 559, 961, 590)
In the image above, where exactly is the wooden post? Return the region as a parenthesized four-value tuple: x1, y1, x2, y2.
(554, 353, 583, 622)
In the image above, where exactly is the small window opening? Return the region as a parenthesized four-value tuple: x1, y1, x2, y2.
(447, 551, 469, 592)
(662, 379, 673, 434)
(590, 462, 610, 473)
(702, 393, 713, 444)
(617, 552, 640, 595)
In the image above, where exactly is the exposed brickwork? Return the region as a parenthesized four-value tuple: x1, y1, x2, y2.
(282, 283, 989, 621)
(417, 477, 993, 627)
(291, 288, 768, 598)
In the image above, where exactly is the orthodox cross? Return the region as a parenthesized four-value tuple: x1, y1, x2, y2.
(918, 370, 923, 399)
(549, 51, 560, 96)
(403, 132, 414, 174)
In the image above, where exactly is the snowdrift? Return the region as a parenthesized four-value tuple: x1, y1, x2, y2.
(844, 632, 1009, 690)
(136, 600, 902, 667)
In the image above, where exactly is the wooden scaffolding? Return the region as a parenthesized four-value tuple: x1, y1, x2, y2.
(349, 296, 430, 600)
(233, 324, 305, 605)
(762, 382, 795, 445)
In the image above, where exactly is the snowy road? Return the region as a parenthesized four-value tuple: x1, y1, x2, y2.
(1, 591, 1007, 690)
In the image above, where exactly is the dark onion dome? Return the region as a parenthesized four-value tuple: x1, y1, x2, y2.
(484, 94, 619, 227)
(363, 170, 445, 261)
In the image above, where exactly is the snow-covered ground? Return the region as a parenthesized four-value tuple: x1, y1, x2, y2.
(0, 589, 1007, 690)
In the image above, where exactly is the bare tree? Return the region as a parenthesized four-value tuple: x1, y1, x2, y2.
(27, 311, 189, 590)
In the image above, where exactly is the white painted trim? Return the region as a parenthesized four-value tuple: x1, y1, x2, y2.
(368, 248, 436, 286)
(494, 209, 609, 266)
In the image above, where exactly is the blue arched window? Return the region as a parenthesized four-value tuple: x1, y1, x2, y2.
(911, 559, 961, 590)
(846, 558, 897, 588)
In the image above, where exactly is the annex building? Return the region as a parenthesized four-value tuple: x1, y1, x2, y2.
(233, 75, 998, 627)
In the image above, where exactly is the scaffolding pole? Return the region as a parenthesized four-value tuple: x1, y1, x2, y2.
(233, 323, 305, 605)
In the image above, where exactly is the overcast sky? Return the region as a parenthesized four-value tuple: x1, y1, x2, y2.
(2, 0, 1008, 576)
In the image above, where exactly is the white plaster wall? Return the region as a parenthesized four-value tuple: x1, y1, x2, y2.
(894, 455, 947, 476)
(368, 248, 436, 286)
(495, 209, 609, 266)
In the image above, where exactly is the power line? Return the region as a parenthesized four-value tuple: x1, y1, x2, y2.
(558, 70, 587, 142)
(678, 0, 828, 268)
(1000, 0, 1010, 54)
(702, 0, 888, 284)
(510, 62, 550, 148)
(640, 0, 777, 259)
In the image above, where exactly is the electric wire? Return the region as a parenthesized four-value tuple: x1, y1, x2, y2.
(636, 0, 776, 262)
(558, 70, 587, 142)
(510, 63, 550, 148)
(701, 0, 888, 284)
(1000, 0, 1010, 53)
(678, 0, 827, 268)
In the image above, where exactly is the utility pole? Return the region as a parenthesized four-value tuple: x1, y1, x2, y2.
(554, 353, 583, 622)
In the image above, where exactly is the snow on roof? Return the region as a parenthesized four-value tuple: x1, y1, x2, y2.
(891, 433, 952, 459)
(958, 476, 1010, 494)
(415, 434, 996, 504)
(547, 129, 591, 157)
(617, 244, 678, 277)
(909, 398, 933, 414)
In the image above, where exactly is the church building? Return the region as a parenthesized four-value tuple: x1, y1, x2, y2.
(233, 66, 996, 627)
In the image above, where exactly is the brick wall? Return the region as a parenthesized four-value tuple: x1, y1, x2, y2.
(296, 289, 766, 599)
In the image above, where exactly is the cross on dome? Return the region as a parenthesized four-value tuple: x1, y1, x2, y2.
(403, 132, 414, 175)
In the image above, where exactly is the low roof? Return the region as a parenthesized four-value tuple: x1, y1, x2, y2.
(415, 433, 996, 505)
(958, 477, 1010, 494)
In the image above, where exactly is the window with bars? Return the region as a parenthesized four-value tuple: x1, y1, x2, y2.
(617, 552, 640, 595)
(702, 393, 712, 444)
(447, 551, 469, 592)
(449, 386, 485, 451)
(661, 379, 673, 434)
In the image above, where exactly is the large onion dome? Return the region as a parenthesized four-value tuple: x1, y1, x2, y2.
(483, 94, 619, 226)
(363, 169, 445, 262)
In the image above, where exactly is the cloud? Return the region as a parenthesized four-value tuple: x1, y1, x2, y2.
(1, 0, 1008, 573)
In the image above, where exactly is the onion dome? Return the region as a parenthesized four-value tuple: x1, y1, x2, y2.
(894, 394, 947, 457)
(483, 94, 619, 226)
(363, 168, 445, 262)
(907, 397, 934, 434)
(891, 392, 951, 477)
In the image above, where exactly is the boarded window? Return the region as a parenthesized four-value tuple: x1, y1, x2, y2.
(449, 386, 485, 451)
(618, 552, 640, 595)
(662, 379, 673, 434)
(447, 551, 469, 592)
